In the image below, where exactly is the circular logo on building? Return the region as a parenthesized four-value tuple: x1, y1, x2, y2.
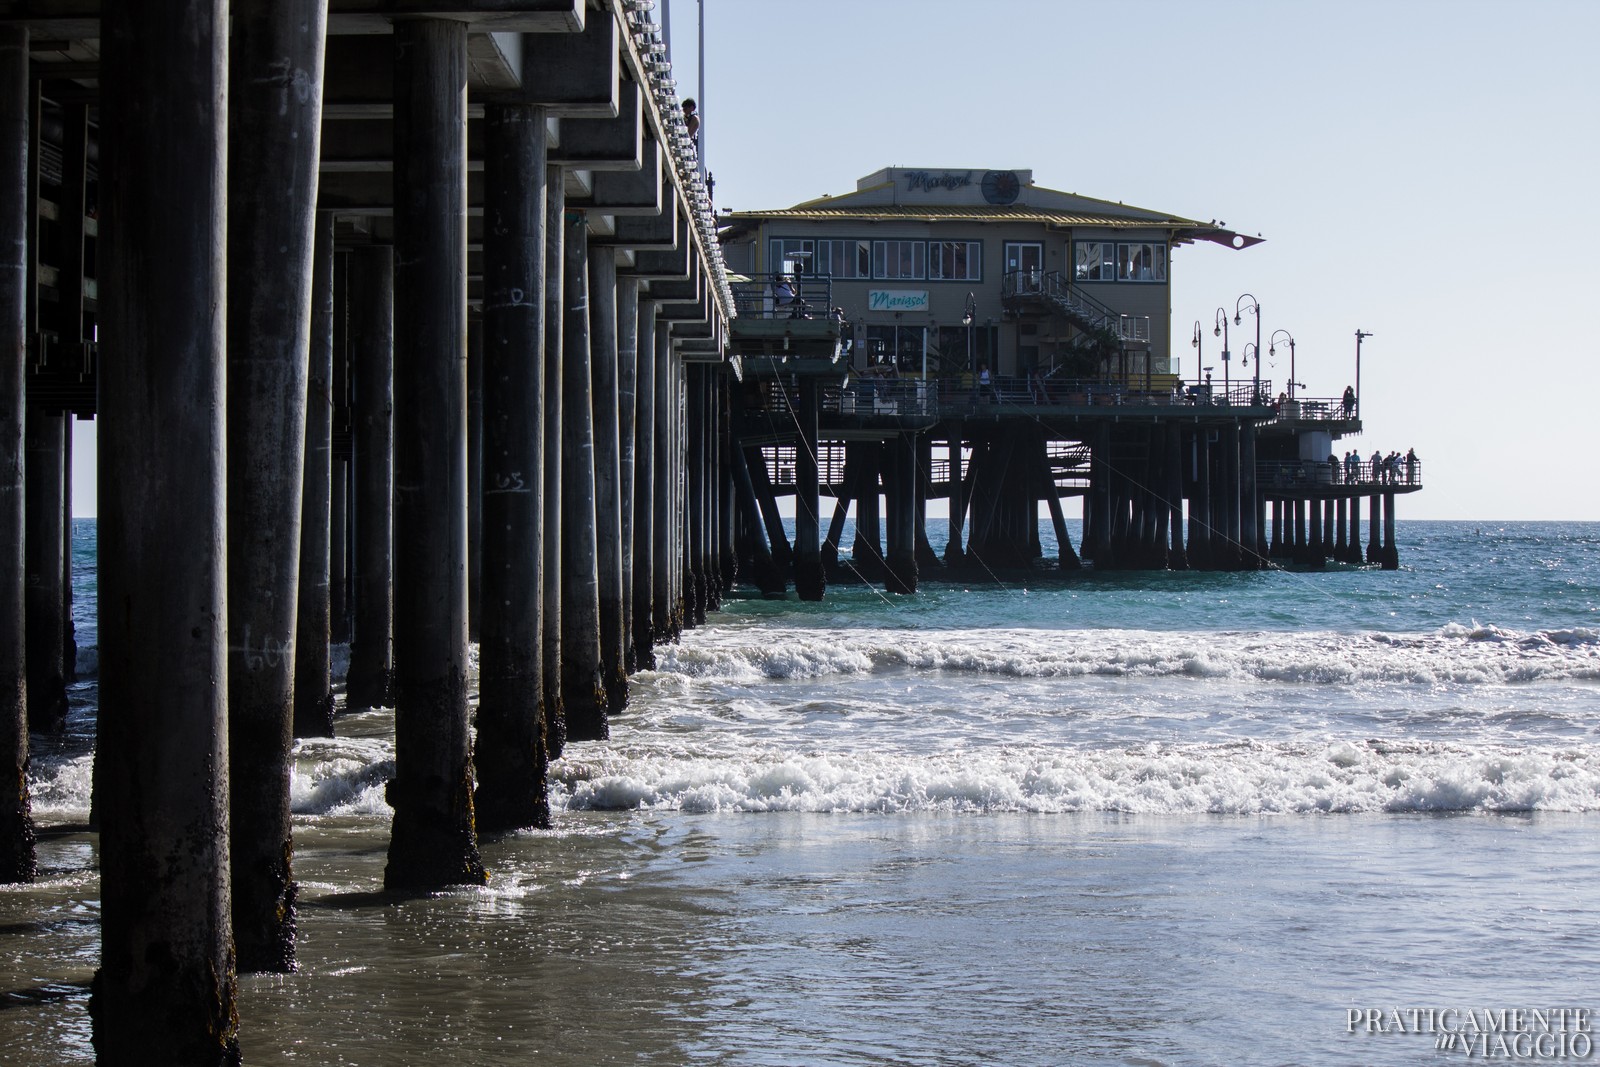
(981, 170, 1021, 205)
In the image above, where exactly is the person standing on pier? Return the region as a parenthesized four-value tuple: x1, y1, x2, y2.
(1342, 385, 1356, 418)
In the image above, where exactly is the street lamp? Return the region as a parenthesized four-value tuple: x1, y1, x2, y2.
(1269, 328, 1296, 399)
(1191, 320, 1203, 392)
(1213, 307, 1231, 401)
(1234, 293, 1261, 404)
(1355, 329, 1372, 419)
(963, 292, 976, 374)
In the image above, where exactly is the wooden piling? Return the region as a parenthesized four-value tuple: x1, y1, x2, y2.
(651, 319, 674, 642)
(385, 18, 484, 890)
(225, 0, 326, 972)
(475, 104, 549, 832)
(588, 244, 628, 714)
(617, 276, 639, 671)
(944, 432, 965, 564)
(1188, 429, 1210, 569)
(886, 432, 917, 594)
(0, 25, 33, 886)
(1382, 491, 1399, 569)
(93, 3, 239, 1056)
(23, 407, 66, 731)
(467, 321, 483, 642)
(294, 211, 336, 738)
(631, 303, 657, 668)
(794, 379, 825, 600)
(542, 165, 566, 755)
(560, 210, 608, 741)
(346, 246, 395, 711)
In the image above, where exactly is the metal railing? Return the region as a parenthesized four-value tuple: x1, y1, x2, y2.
(736, 373, 1276, 419)
(1270, 395, 1359, 422)
(729, 272, 835, 321)
(1259, 457, 1422, 489)
(1000, 270, 1151, 343)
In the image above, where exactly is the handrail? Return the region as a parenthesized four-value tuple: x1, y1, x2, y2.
(735, 373, 1278, 419)
(1269, 395, 1359, 422)
(729, 272, 835, 321)
(1000, 269, 1150, 343)
(1259, 457, 1421, 489)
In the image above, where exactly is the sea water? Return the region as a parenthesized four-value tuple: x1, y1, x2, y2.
(3, 519, 1598, 1065)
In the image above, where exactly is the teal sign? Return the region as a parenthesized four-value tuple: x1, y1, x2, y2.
(868, 290, 929, 312)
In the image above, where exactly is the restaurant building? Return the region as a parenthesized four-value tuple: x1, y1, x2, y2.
(717, 166, 1258, 381)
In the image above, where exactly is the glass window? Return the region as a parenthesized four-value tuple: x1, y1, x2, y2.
(815, 239, 870, 279)
(769, 238, 816, 274)
(929, 240, 981, 281)
(872, 240, 926, 280)
(1074, 240, 1166, 282)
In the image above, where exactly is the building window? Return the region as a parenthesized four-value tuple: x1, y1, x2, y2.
(1074, 241, 1167, 282)
(815, 238, 871, 279)
(872, 240, 926, 280)
(769, 238, 816, 274)
(928, 240, 982, 281)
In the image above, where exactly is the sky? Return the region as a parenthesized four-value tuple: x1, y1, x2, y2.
(67, 0, 1600, 522)
(666, 0, 1600, 521)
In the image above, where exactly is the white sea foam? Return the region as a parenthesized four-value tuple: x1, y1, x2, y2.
(290, 736, 395, 817)
(551, 740, 1600, 815)
(648, 624, 1600, 686)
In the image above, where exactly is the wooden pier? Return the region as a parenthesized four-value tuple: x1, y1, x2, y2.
(0, 3, 1422, 1062)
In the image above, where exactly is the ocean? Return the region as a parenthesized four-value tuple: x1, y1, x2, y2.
(3, 518, 1598, 1065)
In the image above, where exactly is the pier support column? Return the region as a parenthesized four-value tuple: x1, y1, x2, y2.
(589, 245, 627, 712)
(944, 432, 965, 563)
(681, 367, 703, 626)
(914, 433, 938, 570)
(1217, 424, 1241, 569)
(631, 302, 656, 668)
(1334, 496, 1348, 560)
(1382, 492, 1399, 569)
(466, 322, 483, 642)
(24, 407, 66, 731)
(794, 378, 825, 600)
(886, 432, 918, 595)
(1240, 423, 1260, 567)
(1188, 429, 1210, 570)
(560, 211, 607, 741)
(1367, 492, 1380, 564)
(1166, 422, 1187, 570)
(1346, 495, 1362, 564)
(0, 25, 33, 885)
(850, 441, 883, 578)
(1307, 498, 1325, 568)
(94, 4, 238, 1056)
(542, 165, 565, 753)
(650, 320, 673, 642)
(1270, 499, 1285, 558)
(346, 246, 395, 710)
(330, 455, 350, 641)
(475, 104, 548, 831)
(294, 211, 336, 738)
(226, 0, 326, 972)
(385, 18, 485, 890)
(617, 278, 639, 671)
(1089, 424, 1112, 565)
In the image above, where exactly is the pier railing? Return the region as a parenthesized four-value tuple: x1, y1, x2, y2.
(1271, 395, 1358, 423)
(737, 373, 1274, 418)
(729, 272, 835, 321)
(1259, 457, 1422, 489)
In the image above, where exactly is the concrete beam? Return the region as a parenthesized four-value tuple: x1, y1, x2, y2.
(328, 0, 583, 33)
(547, 77, 641, 169)
(594, 203, 680, 250)
(521, 11, 617, 116)
(574, 137, 659, 215)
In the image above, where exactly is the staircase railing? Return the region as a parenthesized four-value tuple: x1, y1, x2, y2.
(1002, 270, 1150, 343)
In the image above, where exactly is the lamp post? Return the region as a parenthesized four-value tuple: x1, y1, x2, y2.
(1191, 320, 1203, 392)
(1234, 293, 1261, 404)
(1213, 307, 1230, 401)
(964, 292, 976, 374)
(1355, 329, 1372, 419)
(1269, 329, 1296, 400)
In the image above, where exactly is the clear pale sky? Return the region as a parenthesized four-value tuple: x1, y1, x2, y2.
(69, 0, 1600, 522)
(671, 0, 1600, 521)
